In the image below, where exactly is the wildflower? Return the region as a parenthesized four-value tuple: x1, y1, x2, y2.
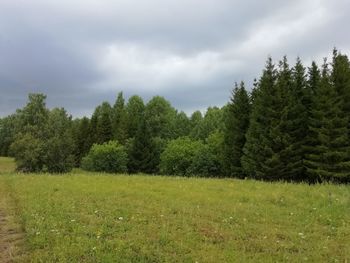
(118, 217, 123, 221)
(36, 232, 40, 235)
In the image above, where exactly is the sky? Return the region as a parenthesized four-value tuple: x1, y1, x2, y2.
(1, 0, 350, 117)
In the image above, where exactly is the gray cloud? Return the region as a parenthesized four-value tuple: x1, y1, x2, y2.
(1, 0, 349, 117)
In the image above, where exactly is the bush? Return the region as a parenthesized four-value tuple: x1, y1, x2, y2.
(160, 137, 205, 176)
(43, 134, 75, 173)
(81, 141, 128, 173)
(10, 132, 45, 172)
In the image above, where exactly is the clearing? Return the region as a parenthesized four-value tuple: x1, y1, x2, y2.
(0, 157, 349, 262)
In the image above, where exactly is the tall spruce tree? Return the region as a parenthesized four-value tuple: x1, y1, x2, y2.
(74, 117, 92, 165)
(96, 102, 113, 144)
(242, 57, 286, 180)
(305, 60, 350, 182)
(279, 57, 309, 181)
(223, 81, 250, 177)
(128, 117, 156, 173)
(113, 92, 128, 144)
(331, 49, 350, 135)
(126, 95, 145, 138)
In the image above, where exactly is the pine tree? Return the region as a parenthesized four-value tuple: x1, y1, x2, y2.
(223, 81, 250, 178)
(305, 60, 350, 182)
(113, 92, 128, 144)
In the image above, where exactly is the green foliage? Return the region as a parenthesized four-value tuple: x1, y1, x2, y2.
(191, 107, 224, 140)
(112, 92, 128, 144)
(96, 102, 113, 144)
(144, 96, 176, 139)
(160, 137, 205, 176)
(73, 117, 93, 166)
(126, 95, 145, 138)
(9, 95, 74, 173)
(305, 60, 350, 182)
(82, 141, 128, 173)
(190, 132, 224, 177)
(242, 57, 282, 179)
(173, 111, 191, 138)
(223, 82, 251, 177)
(43, 108, 75, 173)
(278, 58, 309, 181)
(0, 114, 18, 156)
(128, 118, 158, 173)
(10, 133, 45, 172)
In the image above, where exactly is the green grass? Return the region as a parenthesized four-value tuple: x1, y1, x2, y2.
(0, 157, 16, 173)
(0, 158, 349, 262)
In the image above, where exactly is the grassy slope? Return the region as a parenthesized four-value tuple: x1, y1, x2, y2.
(0, 158, 349, 262)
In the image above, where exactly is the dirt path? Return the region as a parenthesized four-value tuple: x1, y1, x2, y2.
(0, 191, 25, 262)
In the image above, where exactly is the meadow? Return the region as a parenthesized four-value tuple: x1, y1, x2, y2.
(0, 157, 349, 262)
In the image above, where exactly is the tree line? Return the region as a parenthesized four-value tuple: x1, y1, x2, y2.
(0, 49, 349, 183)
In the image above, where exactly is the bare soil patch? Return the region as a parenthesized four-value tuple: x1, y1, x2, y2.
(0, 195, 25, 262)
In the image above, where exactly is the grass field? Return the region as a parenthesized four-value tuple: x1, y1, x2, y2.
(0, 157, 349, 262)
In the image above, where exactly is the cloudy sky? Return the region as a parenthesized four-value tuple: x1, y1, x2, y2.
(1, 0, 349, 117)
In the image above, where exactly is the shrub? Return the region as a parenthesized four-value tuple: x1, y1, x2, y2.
(81, 141, 128, 173)
(9, 132, 45, 172)
(160, 137, 205, 176)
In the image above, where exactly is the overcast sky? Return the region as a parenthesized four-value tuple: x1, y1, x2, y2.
(1, 0, 349, 117)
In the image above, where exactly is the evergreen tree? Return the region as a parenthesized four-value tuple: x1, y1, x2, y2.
(96, 102, 113, 144)
(74, 117, 92, 165)
(279, 57, 309, 181)
(305, 60, 350, 182)
(242, 57, 286, 180)
(331, 49, 350, 134)
(90, 105, 100, 144)
(223, 82, 251, 177)
(128, 117, 156, 174)
(126, 95, 145, 138)
(113, 92, 128, 144)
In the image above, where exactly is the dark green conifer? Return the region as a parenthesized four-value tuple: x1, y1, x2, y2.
(223, 81, 250, 178)
(306, 60, 350, 182)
